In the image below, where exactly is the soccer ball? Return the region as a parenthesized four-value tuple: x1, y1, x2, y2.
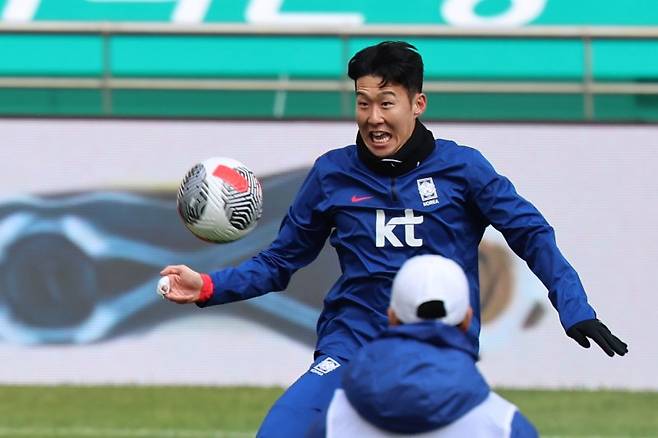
(176, 157, 263, 243)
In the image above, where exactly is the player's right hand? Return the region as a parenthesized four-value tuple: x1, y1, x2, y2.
(159, 265, 203, 304)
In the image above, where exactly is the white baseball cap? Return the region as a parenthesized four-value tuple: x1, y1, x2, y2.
(390, 254, 470, 325)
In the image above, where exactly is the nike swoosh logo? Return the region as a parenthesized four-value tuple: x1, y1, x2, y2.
(351, 195, 374, 203)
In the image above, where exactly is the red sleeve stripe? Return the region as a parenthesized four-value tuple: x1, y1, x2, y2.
(197, 273, 214, 303)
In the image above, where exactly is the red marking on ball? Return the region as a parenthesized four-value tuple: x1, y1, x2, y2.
(213, 165, 249, 193)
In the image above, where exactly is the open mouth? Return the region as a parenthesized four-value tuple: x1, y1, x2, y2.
(369, 131, 392, 145)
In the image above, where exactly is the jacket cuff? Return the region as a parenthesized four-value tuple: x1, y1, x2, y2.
(196, 273, 214, 303)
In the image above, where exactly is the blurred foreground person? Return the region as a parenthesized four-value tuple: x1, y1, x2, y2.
(312, 255, 538, 437)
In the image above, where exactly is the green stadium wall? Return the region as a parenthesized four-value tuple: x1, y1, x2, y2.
(1, 0, 657, 120)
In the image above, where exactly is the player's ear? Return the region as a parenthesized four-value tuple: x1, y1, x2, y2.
(413, 93, 427, 117)
(458, 307, 473, 332)
(388, 307, 401, 326)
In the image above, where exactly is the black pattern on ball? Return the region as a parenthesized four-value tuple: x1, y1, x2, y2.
(177, 164, 209, 225)
(221, 167, 263, 231)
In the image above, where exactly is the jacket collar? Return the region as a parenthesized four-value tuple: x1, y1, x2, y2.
(382, 321, 479, 360)
(356, 119, 436, 177)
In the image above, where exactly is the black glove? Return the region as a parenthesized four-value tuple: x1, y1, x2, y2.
(566, 319, 628, 357)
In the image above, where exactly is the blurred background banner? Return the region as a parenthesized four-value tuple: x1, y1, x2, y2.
(0, 119, 656, 390)
(1, 2, 658, 122)
(1, 0, 658, 26)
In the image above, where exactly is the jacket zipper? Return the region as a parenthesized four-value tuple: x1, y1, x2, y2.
(391, 177, 398, 202)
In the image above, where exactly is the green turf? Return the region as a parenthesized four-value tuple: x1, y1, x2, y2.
(497, 389, 658, 437)
(0, 385, 655, 437)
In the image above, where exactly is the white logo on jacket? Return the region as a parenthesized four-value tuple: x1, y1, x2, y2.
(376, 209, 424, 247)
(417, 177, 439, 207)
(310, 357, 341, 376)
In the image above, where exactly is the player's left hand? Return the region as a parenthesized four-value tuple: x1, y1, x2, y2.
(566, 319, 628, 357)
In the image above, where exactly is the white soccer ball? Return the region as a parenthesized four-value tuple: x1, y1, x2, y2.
(176, 157, 263, 243)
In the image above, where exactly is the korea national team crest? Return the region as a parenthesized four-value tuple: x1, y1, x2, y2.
(310, 357, 341, 376)
(417, 177, 439, 207)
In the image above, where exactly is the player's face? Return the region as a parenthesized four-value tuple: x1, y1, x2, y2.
(355, 75, 427, 158)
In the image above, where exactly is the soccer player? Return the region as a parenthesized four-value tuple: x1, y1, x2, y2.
(312, 254, 538, 437)
(160, 41, 627, 436)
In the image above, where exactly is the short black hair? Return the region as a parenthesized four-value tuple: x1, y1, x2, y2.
(347, 41, 424, 95)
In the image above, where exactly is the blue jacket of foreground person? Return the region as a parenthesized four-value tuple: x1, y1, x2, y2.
(310, 254, 538, 438)
(312, 322, 537, 437)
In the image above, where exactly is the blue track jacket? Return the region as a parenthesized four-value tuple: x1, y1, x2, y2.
(343, 321, 490, 433)
(311, 322, 538, 437)
(200, 138, 596, 360)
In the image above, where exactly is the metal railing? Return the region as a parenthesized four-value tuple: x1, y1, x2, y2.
(2, 22, 658, 119)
